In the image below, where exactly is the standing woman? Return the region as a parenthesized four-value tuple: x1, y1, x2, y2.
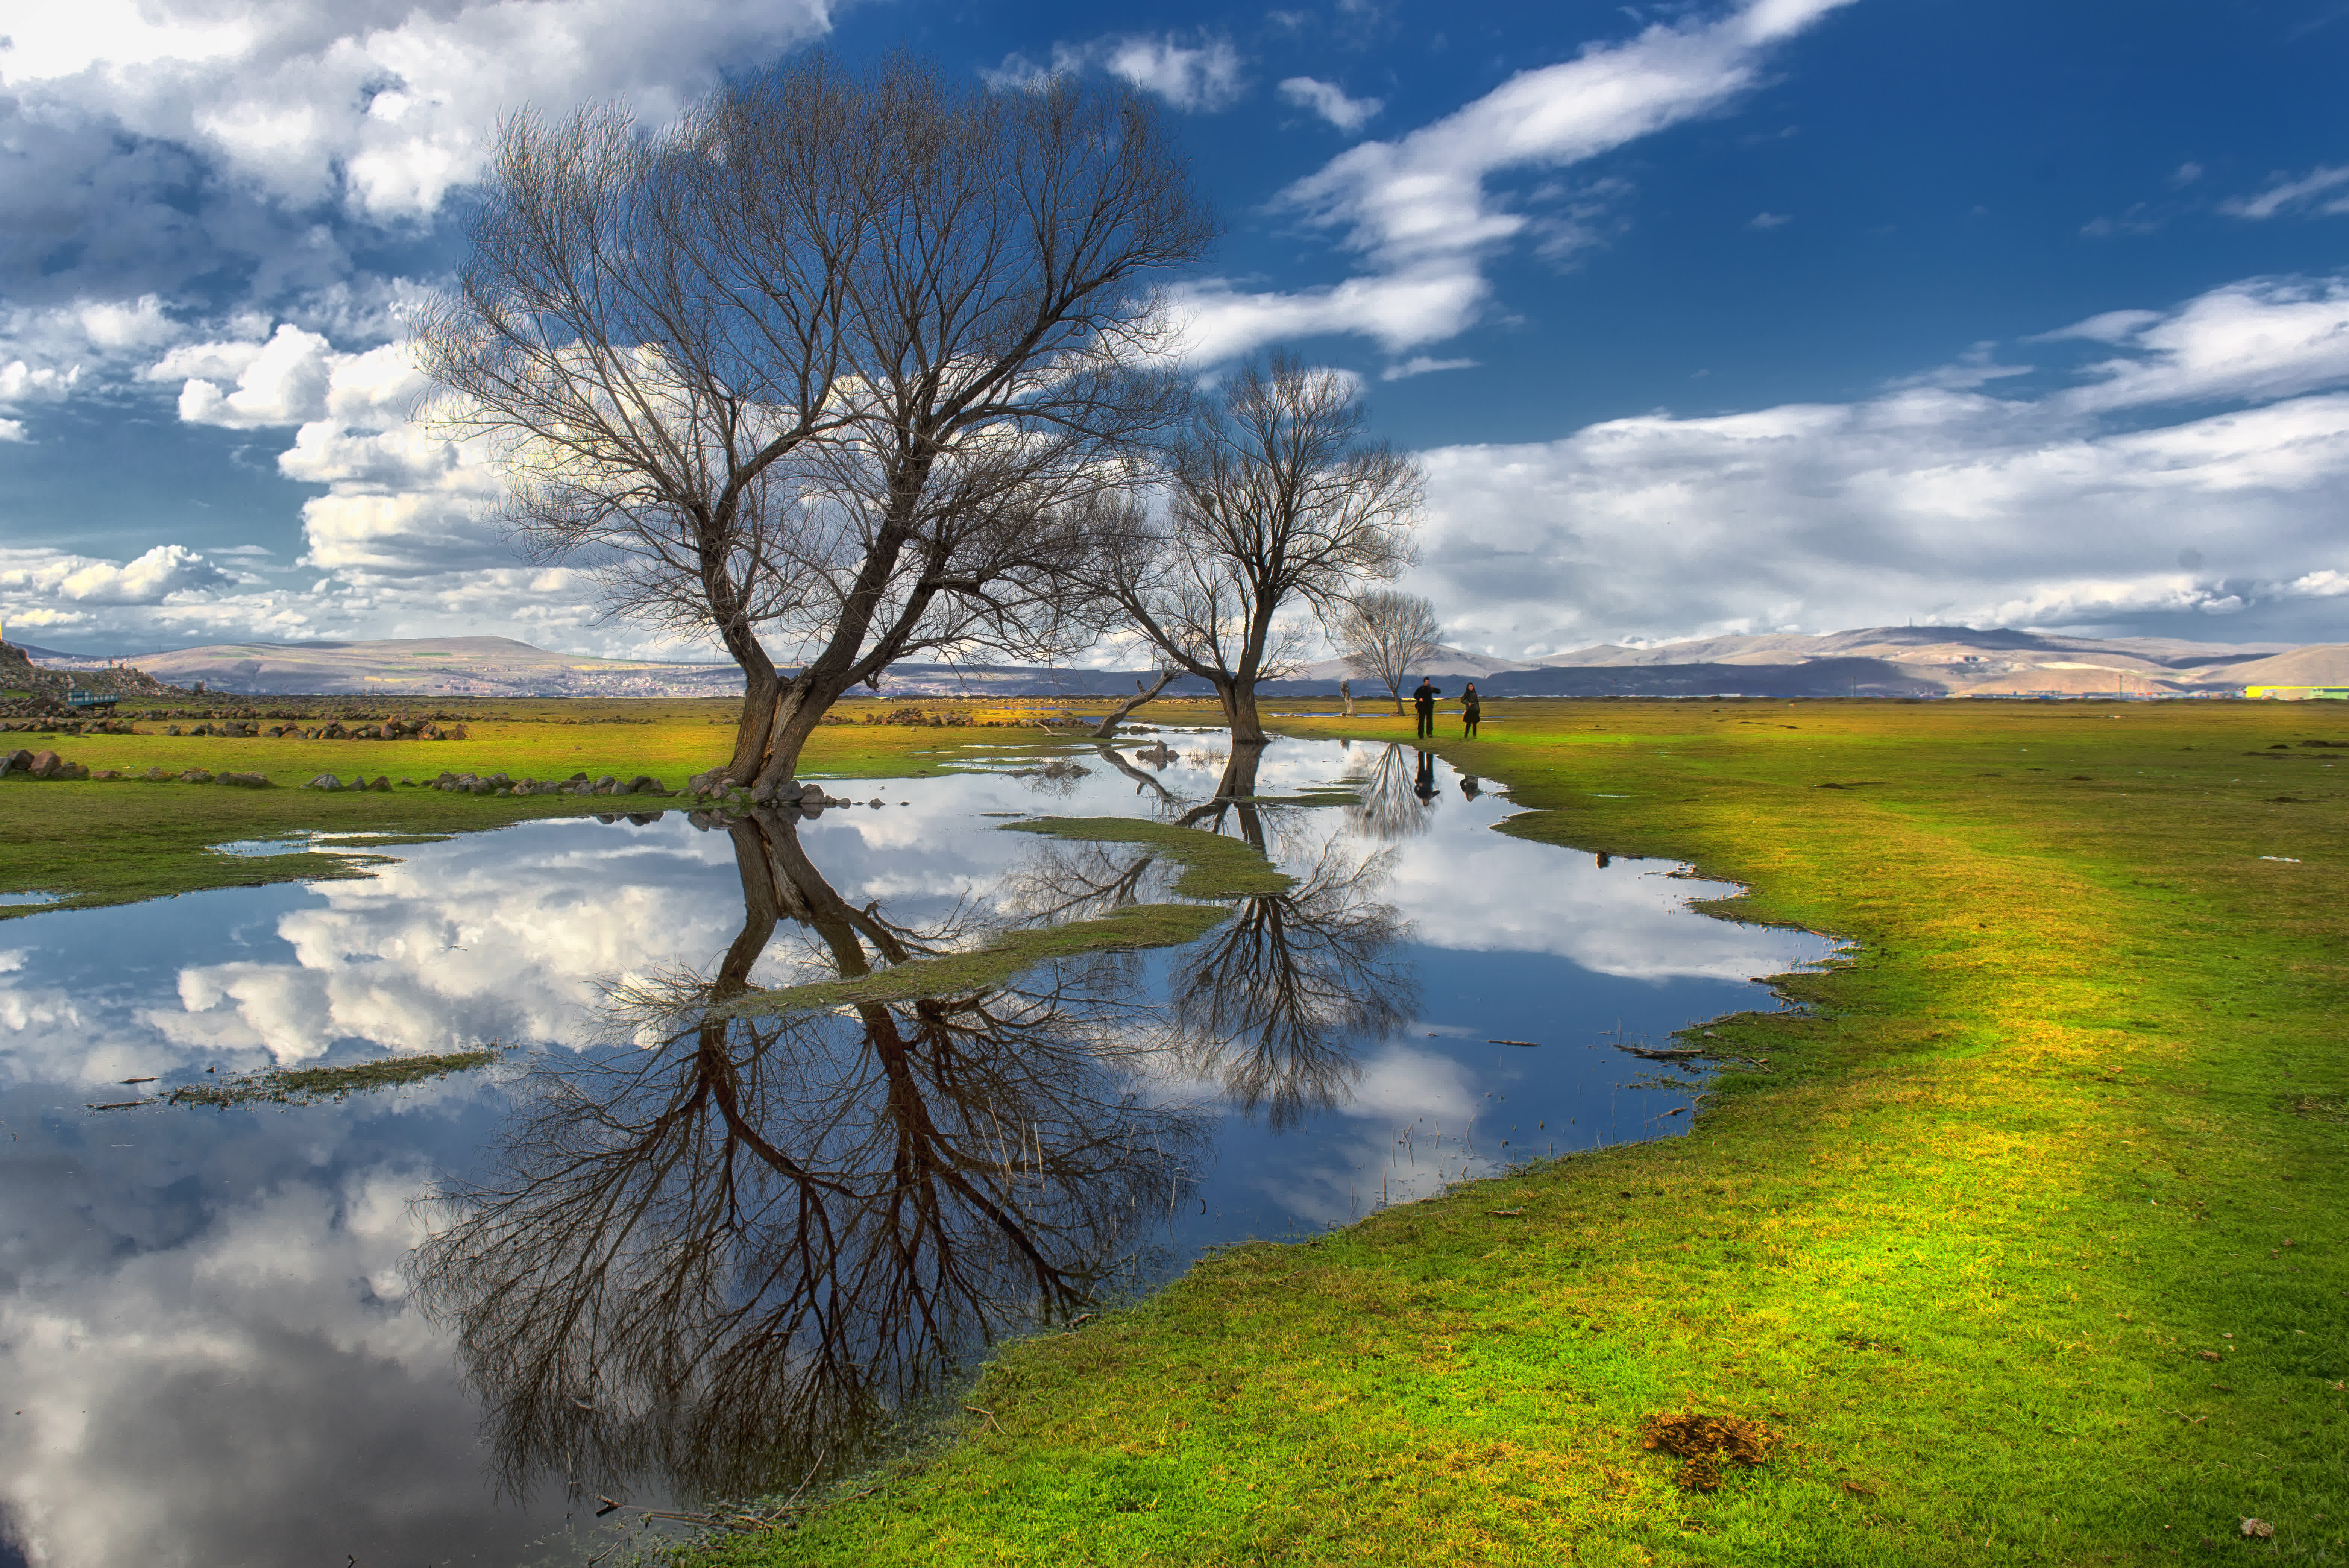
(1461, 681, 1481, 739)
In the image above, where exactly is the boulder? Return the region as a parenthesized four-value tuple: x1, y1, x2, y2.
(305, 774, 342, 791)
(28, 750, 61, 779)
(57, 763, 89, 780)
(686, 767, 730, 798)
(592, 775, 619, 794)
(217, 771, 270, 788)
(91, 769, 122, 781)
(178, 768, 215, 784)
(0, 748, 31, 778)
(369, 776, 392, 792)
(624, 774, 661, 795)
(143, 767, 170, 782)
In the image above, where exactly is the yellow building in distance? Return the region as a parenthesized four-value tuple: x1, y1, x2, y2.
(2246, 686, 2349, 700)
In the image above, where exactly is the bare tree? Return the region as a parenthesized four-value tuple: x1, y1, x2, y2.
(1334, 589, 1443, 715)
(1091, 667, 1181, 739)
(419, 57, 1213, 800)
(1100, 355, 1423, 749)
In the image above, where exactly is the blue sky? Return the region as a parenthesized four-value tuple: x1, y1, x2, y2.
(3, 0, 2347, 659)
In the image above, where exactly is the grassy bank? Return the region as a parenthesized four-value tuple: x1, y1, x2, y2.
(692, 698, 2348, 1566)
(0, 697, 1105, 916)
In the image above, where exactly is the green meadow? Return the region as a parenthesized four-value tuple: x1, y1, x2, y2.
(5, 696, 2343, 1564)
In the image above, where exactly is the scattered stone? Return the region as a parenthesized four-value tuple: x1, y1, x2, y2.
(369, 776, 391, 792)
(305, 774, 343, 791)
(0, 748, 32, 778)
(28, 750, 61, 779)
(91, 769, 122, 781)
(217, 772, 270, 788)
(2242, 1519, 2275, 1540)
(142, 767, 169, 782)
(178, 768, 215, 784)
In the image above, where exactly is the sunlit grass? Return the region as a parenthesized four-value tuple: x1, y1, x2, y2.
(689, 698, 2349, 1566)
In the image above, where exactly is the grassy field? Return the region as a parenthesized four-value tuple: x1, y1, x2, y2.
(0, 696, 1121, 916)
(7, 695, 2345, 1563)
(677, 697, 2343, 1567)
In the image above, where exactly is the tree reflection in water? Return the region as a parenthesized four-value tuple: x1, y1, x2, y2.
(1008, 769, 1418, 1130)
(1346, 741, 1436, 842)
(408, 810, 1207, 1507)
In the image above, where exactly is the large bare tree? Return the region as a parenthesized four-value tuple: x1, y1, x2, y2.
(1101, 355, 1423, 750)
(419, 57, 1212, 800)
(1333, 588, 1443, 715)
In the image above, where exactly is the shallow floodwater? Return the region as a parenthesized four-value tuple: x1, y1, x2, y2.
(0, 736, 1830, 1568)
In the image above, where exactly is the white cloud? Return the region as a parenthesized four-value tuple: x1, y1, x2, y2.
(986, 32, 1243, 113)
(1278, 76, 1382, 133)
(2055, 278, 2349, 412)
(1404, 277, 2349, 657)
(0, 296, 176, 414)
(1381, 355, 1478, 381)
(1748, 210, 1790, 228)
(1175, 0, 1856, 361)
(2223, 165, 2349, 221)
(2, 0, 838, 221)
(0, 544, 232, 606)
(0, 419, 26, 443)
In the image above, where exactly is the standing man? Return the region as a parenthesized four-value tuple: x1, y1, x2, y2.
(1411, 676, 1440, 739)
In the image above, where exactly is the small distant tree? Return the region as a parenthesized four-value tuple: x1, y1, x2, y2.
(1332, 589, 1443, 715)
(419, 57, 1212, 800)
(1101, 355, 1423, 749)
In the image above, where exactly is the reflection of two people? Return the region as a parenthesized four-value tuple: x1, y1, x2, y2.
(409, 809, 1206, 1506)
(410, 803, 1411, 1507)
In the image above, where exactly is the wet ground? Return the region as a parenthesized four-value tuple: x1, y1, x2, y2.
(0, 735, 1832, 1568)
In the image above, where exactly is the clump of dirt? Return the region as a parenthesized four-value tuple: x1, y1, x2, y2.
(1639, 1410, 1781, 1491)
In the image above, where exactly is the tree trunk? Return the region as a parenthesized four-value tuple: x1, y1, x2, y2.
(1093, 669, 1179, 740)
(1219, 679, 1268, 746)
(728, 661, 782, 782)
(750, 678, 842, 801)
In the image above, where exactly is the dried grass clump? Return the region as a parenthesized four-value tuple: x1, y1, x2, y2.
(1638, 1410, 1781, 1491)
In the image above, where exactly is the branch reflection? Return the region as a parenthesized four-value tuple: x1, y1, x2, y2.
(408, 810, 1206, 1507)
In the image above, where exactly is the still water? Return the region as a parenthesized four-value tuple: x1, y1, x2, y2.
(0, 736, 1830, 1567)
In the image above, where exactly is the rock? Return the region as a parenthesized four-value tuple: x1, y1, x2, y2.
(58, 763, 88, 780)
(305, 774, 342, 791)
(178, 768, 215, 784)
(800, 782, 825, 802)
(143, 767, 169, 782)
(91, 769, 122, 781)
(869, 798, 885, 808)
(0, 748, 31, 778)
(468, 779, 493, 795)
(624, 774, 659, 795)
(217, 771, 270, 788)
(29, 749, 61, 779)
(369, 776, 391, 792)
(592, 775, 618, 794)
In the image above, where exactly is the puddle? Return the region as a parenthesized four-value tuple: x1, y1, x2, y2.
(0, 891, 61, 906)
(0, 736, 1831, 1566)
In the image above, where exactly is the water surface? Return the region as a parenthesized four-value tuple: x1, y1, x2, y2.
(0, 736, 1830, 1567)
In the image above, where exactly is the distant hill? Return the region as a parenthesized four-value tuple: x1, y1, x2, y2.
(15, 625, 2341, 700)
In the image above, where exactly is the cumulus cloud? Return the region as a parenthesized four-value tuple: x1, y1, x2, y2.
(986, 32, 1244, 112)
(1277, 76, 1382, 132)
(1175, 0, 1857, 362)
(1381, 355, 1477, 381)
(2223, 165, 2349, 221)
(2, 0, 838, 223)
(0, 543, 232, 606)
(1404, 276, 2349, 656)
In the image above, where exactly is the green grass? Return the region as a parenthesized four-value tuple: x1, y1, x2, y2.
(165, 1047, 504, 1107)
(0, 700, 1047, 918)
(11, 693, 2348, 1562)
(689, 698, 2349, 1567)
(1006, 816, 1300, 897)
(722, 903, 1231, 1018)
